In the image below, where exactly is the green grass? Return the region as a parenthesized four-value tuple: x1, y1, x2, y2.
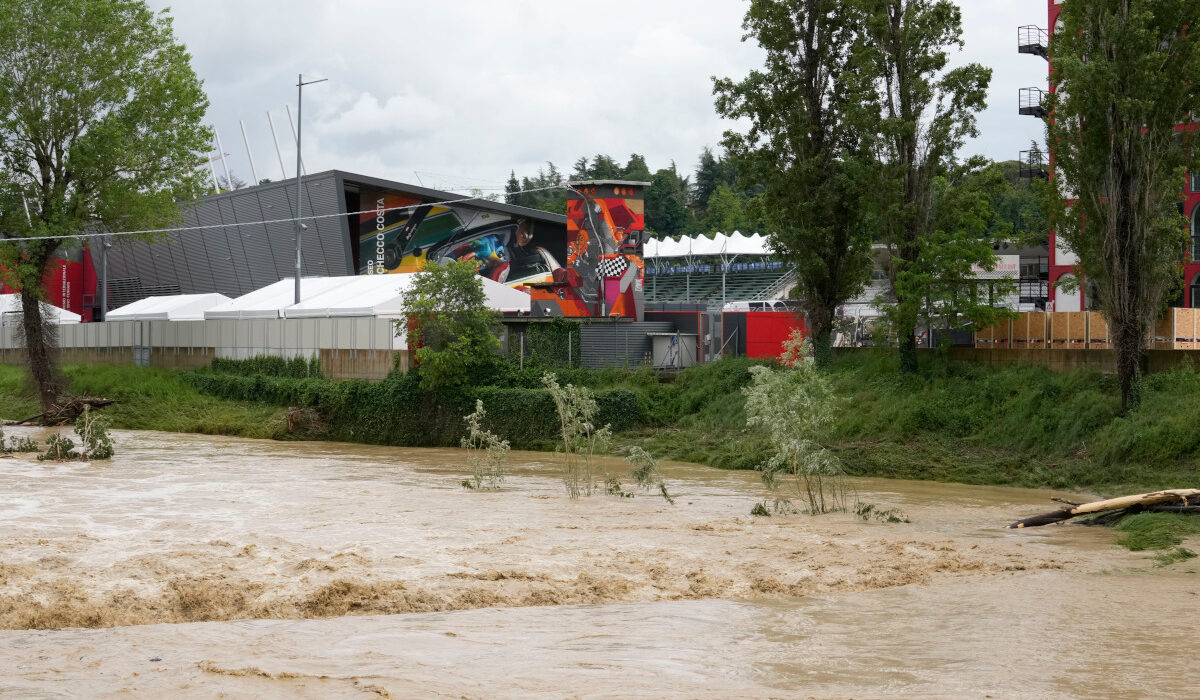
(0, 364, 289, 439)
(1113, 513, 1200, 551)
(3, 350, 1200, 494)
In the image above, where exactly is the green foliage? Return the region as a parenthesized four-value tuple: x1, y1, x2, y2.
(858, 0, 992, 373)
(714, 0, 876, 360)
(37, 433, 78, 461)
(183, 366, 641, 450)
(1113, 513, 1200, 551)
(624, 446, 675, 505)
(853, 502, 910, 524)
(509, 319, 582, 369)
(0, 0, 211, 407)
(461, 399, 509, 490)
(1153, 547, 1197, 567)
(504, 162, 568, 214)
(743, 362, 848, 514)
(7, 435, 39, 453)
(1044, 0, 1200, 409)
(209, 355, 322, 379)
(74, 405, 114, 460)
(646, 164, 696, 238)
(399, 260, 502, 390)
(543, 372, 613, 498)
(885, 163, 1018, 348)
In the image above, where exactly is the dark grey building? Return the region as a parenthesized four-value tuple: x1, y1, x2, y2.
(93, 171, 567, 313)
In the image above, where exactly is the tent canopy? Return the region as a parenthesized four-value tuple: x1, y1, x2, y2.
(644, 232, 773, 259)
(0, 294, 81, 325)
(106, 293, 232, 322)
(204, 277, 347, 320)
(205, 274, 531, 321)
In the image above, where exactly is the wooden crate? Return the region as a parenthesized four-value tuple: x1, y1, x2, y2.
(974, 318, 1012, 348)
(1049, 312, 1087, 348)
(1012, 312, 1048, 349)
(1176, 308, 1198, 350)
(1087, 312, 1110, 350)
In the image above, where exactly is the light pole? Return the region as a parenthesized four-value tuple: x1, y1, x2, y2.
(294, 74, 327, 304)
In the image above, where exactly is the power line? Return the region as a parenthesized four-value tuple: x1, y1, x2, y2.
(0, 184, 572, 245)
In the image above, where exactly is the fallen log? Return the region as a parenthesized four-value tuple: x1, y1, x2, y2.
(1007, 489, 1200, 529)
(5, 396, 116, 427)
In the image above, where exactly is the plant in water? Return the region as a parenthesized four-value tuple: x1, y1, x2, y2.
(460, 399, 509, 490)
(7, 435, 40, 453)
(625, 446, 675, 505)
(38, 434, 78, 461)
(543, 372, 612, 498)
(74, 405, 114, 460)
(744, 343, 848, 514)
(854, 502, 910, 524)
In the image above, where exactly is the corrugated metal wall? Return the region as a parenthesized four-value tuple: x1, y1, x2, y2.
(0, 317, 403, 357)
(94, 172, 350, 302)
(579, 321, 675, 369)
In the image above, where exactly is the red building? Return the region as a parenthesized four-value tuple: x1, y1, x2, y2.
(1024, 0, 1200, 311)
(0, 248, 98, 321)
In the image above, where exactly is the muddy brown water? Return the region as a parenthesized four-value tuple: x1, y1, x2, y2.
(0, 430, 1195, 698)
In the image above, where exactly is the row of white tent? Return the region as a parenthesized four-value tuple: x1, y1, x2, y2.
(0, 294, 82, 325)
(644, 232, 772, 259)
(105, 274, 531, 322)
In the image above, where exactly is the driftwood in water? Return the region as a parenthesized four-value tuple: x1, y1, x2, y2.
(1007, 489, 1200, 529)
(6, 396, 115, 427)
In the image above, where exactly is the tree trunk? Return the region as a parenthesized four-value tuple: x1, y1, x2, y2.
(1113, 318, 1144, 412)
(17, 290, 65, 414)
(807, 305, 835, 368)
(898, 327, 918, 373)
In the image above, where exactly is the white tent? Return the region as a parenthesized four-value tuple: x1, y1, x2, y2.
(206, 274, 531, 321)
(0, 294, 81, 325)
(203, 277, 347, 320)
(644, 232, 772, 259)
(283, 274, 531, 317)
(106, 293, 232, 322)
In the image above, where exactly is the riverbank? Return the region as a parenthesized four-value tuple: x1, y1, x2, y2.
(1, 352, 1197, 494)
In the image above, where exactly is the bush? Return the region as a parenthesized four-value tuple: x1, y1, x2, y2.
(209, 355, 322, 378)
(183, 370, 643, 450)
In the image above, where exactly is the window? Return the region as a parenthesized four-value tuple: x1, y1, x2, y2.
(1193, 204, 1200, 261)
(1192, 274, 1200, 309)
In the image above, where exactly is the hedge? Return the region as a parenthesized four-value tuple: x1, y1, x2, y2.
(183, 371, 642, 449)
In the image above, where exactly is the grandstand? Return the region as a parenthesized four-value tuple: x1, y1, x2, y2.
(644, 233, 794, 308)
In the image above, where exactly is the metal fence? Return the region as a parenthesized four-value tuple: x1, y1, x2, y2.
(0, 317, 404, 359)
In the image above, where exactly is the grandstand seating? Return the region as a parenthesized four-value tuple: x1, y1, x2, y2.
(645, 267, 793, 306)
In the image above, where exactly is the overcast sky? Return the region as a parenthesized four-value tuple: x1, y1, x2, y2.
(149, 1, 1049, 194)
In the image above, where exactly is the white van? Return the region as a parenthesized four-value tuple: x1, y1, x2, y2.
(721, 300, 792, 312)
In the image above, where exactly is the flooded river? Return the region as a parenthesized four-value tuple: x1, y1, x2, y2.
(0, 431, 1194, 698)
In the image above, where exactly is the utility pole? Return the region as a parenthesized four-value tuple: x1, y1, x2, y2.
(294, 74, 327, 305)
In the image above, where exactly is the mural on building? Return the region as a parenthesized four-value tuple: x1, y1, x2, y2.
(528, 181, 648, 320)
(357, 189, 567, 288)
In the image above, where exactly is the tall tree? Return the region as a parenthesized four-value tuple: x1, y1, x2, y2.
(702, 182, 750, 233)
(398, 260, 501, 390)
(0, 0, 210, 414)
(645, 164, 694, 238)
(714, 0, 876, 364)
(692, 146, 740, 215)
(621, 154, 652, 182)
(893, 161, 1016, 349)
(859, 0, 991, 372)
(1045, 0, 1200, 409)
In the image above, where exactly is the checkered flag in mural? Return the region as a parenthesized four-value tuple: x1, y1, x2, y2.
(597, 256, 629, 279)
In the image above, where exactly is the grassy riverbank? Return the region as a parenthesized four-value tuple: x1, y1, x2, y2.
(1, 353, 1197, 494)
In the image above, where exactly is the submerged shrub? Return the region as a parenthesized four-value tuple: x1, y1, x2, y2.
(74, 406, 115, 460)
(543, 372, 612, 499)
(744, 345, 848, 515)
(461, 399, 509, 490)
